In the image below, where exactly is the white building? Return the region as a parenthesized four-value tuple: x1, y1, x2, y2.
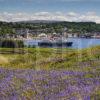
(67, 33, 73, 38)
(38, 33, 47, 39)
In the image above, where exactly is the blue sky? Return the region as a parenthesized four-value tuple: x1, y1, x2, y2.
(0, 0, 100, 13)
(0, 0, 100, 22)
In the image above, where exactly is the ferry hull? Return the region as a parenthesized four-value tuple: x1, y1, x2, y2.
(38, 42, 73, 47)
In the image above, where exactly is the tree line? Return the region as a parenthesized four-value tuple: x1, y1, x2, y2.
(0, 21, 100, 35)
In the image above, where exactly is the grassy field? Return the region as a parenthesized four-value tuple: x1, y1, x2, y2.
(0, 46, 100, 99)
(0, 46, 100, 71)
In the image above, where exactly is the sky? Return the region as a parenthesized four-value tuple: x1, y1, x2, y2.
(0, 0, 100, 23)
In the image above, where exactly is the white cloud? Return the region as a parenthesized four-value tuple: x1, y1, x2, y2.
(0, 11, 100, 23)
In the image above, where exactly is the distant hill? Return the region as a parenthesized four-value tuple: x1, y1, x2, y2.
(17, 20, 62, 24)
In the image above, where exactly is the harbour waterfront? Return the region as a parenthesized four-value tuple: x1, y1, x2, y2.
(24, 38, 100, 49)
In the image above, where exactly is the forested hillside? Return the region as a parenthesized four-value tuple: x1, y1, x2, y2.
(0, 21, 100, 34)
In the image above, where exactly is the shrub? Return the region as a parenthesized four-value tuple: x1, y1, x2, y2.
(0, 39, 25, 48)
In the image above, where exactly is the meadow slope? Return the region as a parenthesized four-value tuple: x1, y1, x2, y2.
(0, 46, 100, 99)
